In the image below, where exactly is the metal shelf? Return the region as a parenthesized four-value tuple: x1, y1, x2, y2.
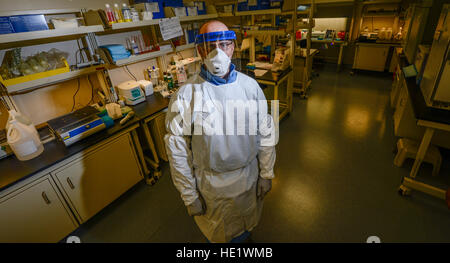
(362, 12, 398, 17)
(175, 43, 195, 52)
(5, 66, 101, 94)
(113, 48, 173, 66)
(110, 20, 159, 30)
(0, 25, 105, 44)
(243, 29, 292, 36)
(235, 9, 281, 16)
(104, 14, 219, 31)
(179, 14, 218, 22)
(218, 13, 234, 17)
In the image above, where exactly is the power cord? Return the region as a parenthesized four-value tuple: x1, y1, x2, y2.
(86, 75, 95, 105)
(71, 78, 81, 112)
(124, 65, 137, 81)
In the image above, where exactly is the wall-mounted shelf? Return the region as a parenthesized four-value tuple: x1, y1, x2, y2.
(178, 14, 218, 22)
(175, 43, 195, 52)
(0, 8, 82, 17)
(363, 12, 398, 17)
(113, 48, 173, 66)
(0, 25, 105, 44)
(5, 66, 102, 94)
(243, 29, 292, 36)
(235, 9, 281, 16)
(110, 20, 160, 30)
(218, 13, 234, 17)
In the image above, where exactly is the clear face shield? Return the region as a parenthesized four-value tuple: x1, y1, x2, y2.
(195, 31, 237, 77)
(195, 30, 237, 58)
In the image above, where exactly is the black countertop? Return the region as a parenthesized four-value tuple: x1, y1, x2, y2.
(0, 93, 169, 192)
(255, 67, 292, 85)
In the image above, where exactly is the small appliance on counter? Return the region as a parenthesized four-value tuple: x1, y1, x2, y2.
(358, 32, 378, 43)
(117, 80, 146, 105)
(47, 106, 106, 147)
(137, 79, 153, 96)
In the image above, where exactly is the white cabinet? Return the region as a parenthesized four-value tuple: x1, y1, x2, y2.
(353, 45, 390, 72)
(393, 82, 450, 149)
(52, 133, 143, 223)
(149, 112, 168, 162)
(0, 176, 77, 242)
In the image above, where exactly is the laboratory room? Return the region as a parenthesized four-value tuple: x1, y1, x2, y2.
(0, 0, 449, 245)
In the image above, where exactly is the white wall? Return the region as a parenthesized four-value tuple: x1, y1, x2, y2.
(313, 18, 348, 32)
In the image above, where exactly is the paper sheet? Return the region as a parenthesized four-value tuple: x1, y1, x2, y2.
(254, 69, 268, 77)
(159, 17, 183, 41)
(254, 61, 273, 70)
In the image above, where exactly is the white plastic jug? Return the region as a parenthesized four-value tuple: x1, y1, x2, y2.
(7, 116, 44, 161)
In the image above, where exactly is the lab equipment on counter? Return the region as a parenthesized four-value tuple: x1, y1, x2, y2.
(47, 106, 106, 147)
(271, 47, 290, 72)
(120, 111, 135, 125)
(105, 102, 122, 119)
(137, 79, 153, 96)
(117, 80, 146, 105)
(7, 111, 44, 161)
(312, 31, 326, 40)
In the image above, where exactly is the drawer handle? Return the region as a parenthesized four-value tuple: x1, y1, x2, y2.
(67, 178, 75, 189)
(42, 192, 51, 205)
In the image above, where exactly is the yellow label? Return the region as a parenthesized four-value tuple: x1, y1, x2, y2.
(63, 136, 70, 140)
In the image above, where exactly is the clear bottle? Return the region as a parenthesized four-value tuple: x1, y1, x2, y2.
(122, 3, 132, 22)
(131, 39, 139, 55)
(105, 4, 116, 25)
(113, 3, 124, 23)
(130, 7, 140, 22)
(7, 116, 44, 161)
(151, 66, 159, 86)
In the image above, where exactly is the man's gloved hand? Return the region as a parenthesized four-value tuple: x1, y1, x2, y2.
(257, 177, 272, 201)
(186, 196, 206, 216)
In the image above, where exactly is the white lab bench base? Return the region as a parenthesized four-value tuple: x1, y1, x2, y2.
(0, 125, 144, 242)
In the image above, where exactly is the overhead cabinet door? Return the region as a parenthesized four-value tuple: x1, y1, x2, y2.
(52, 133, 143, 223)
(0, 177, 77, 242)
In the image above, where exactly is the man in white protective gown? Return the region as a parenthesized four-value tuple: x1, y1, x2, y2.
(164, 20, 277, 243)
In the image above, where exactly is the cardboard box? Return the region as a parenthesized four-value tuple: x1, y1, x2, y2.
(133, 0, 165, 19)
(83, 10, 108, 27)
(281, 0, 294, 12)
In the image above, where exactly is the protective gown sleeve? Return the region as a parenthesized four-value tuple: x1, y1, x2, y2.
(164, 94, 199, 206)
(256, 85, 277, 180)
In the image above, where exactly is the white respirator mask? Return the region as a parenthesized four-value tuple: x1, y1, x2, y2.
(203, 48, 231, 77)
